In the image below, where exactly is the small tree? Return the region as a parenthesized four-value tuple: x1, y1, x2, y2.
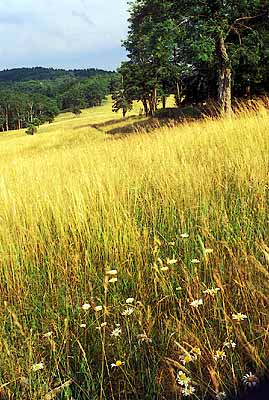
(32, 117, 41, 127)
(26, 124, 37, 135)
(71, 106, 82, 116)
(112, 75, 133, 117)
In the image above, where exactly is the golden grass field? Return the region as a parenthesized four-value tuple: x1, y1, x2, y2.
(0, 97, 268, 399)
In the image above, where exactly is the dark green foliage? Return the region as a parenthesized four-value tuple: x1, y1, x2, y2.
(26, 124, 38, 135)
(32, 118, 41, 127)
(71, 106, 82, 116)
(0, 67, 113, 82)
(112, 75, 133, 117)
(122, 0, 269, 113)
(59, 85, 86, 110)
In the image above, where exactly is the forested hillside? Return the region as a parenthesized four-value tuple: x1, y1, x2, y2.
(0, 67, 115, 131)
(0, 67, 111, 82)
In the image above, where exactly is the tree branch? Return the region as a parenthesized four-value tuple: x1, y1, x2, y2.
(229, 12, 268, 33)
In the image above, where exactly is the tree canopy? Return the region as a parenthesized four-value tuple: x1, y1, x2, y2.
(118, 0, 269, 115)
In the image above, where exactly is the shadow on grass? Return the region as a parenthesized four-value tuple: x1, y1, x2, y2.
(75, 104, 218, 138)
(73, 116, 138, 132)
(105, 118, 174, 136)
(104, 105, 208, 137)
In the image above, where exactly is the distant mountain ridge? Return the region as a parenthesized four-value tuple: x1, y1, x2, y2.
(0, 67, 114, 82)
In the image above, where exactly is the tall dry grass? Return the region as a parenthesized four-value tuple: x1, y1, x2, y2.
(0, 99, 268, 399)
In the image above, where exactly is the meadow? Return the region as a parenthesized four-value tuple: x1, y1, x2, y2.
(0, 98, 268, 399)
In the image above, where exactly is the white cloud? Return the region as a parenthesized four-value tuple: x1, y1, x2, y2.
(0, 0, 129, 69)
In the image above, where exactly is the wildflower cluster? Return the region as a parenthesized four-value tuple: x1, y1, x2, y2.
(176, 371, 195, 397)
(80, 254, 252, 399)
(176, 346, 202, 396)
(190, 286, 221, 308)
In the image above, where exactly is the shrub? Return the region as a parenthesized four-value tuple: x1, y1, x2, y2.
(26, 124, 38, 135)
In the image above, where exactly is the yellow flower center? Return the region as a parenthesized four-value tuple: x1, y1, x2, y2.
(115, 360, 122, 367)
(180, 373, 188, 382)
(192, 347, 201, 355)
(184, 355, 192, 363)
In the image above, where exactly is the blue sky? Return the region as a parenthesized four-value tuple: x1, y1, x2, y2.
(0, 0, 129, 71)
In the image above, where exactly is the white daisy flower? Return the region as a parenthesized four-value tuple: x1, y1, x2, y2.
(126, 298, 135, 304)
(108, 277, 118, 283)
(223, 340, 236, 349)
(232, 312, 247, 321)
(111, 327, 122, 337)
(216, 392, 227, 400)
(190, 298, 203, 307)
(213, 350, 226, 361)
(32, 363, 44, 372)
(160, 266, 169, 271)
(180, 354, 193, 365)
(111, 360, 124, 368)
(182, 386, 195, 396)
(167, 258, 177, 265)
(242, 372, 259, 387)
(106, 269, 118, 275)
(203, 288, 220, 296)
(122, 307, 134, 316)
(177, 371, 191, 386)
(81, 303, 91, 311)
(204, 248, 213, 254)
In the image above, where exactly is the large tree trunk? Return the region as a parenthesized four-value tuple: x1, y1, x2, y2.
(29, 103, 34, 123)
(17, 113, 21, 130)
(5, 109, 9, 131)
(142, 97, 149, 116)
(175, 81, 182, 108)
(153, 87, 157, 111)
(148, 88, 157, 116)
(216, 36, 232, 115)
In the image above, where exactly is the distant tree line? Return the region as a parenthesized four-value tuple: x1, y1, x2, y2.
(0, 67, 114, 131)
(0, 67, 111, 82)
(112, 0, 269, 116)
(0, 91, 58, 131)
